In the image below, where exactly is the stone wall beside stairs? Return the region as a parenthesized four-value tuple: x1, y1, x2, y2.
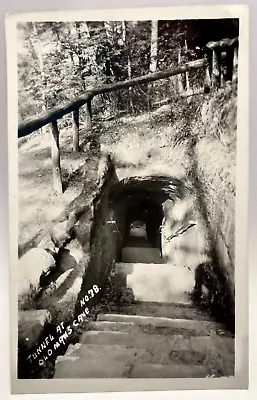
(76, 157, 126, 312)
(195, 137, 236, 319)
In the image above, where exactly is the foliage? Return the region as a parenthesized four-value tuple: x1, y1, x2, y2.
(17, 19, 238, 124)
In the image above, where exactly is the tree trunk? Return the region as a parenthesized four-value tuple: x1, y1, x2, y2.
(148, 21, 158, 109)
(84, 21, 91, 38)
(30, 23, 48, 134)
(121, 20, 134, 113)
(149, 21, 158, 73)
(104, 21, 112, 38)
(75, 22, 86, 90)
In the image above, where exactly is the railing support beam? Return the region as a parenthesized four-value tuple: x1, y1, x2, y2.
(51, 120, 63, 194)
(212, 49, 220, 88)
(72, 109, 80, 152)
(85, 100, 92, 133)
(18, 57, 208, 138)
(232, 45, 238, 89)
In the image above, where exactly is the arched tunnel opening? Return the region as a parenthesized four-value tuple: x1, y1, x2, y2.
(76, 174, 234, 332)
(77, 175, 192, 309)
(125, 196, 163, 250)
(108, 176, 189, 264)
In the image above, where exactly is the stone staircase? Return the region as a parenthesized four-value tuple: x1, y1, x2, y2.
(53, 246, 235, 379)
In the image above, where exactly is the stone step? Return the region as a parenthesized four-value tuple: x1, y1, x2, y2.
(95, 315, 228, 337)
(125, 234, 152, 248)
(122, 247, 163, 263)
(65, 343, 138, 360)
(116, 262, 195, 304)
(129, 362, 208, 378)
(64, 342, 232, 375)
(110, 301, 215, 322)
(81, 331, 234, 376)
(80, 331, 234, 369)
(53, 354, 209, 378)
(54, 355, 130, 378)
(88, 320, 200, 337)
(63, 342, 204, 367)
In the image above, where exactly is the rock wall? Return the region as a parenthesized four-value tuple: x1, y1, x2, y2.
(160, 196, 211, 271)
(75, 156, 125, 312)
(195, 137, 236, 316)
(149, 87, 237, 326)
(192, 86, 237, 325)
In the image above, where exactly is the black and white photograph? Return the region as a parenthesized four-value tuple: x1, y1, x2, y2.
(5, 5, 249, 394)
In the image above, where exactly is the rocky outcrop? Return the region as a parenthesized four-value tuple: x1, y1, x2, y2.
(160, 196, 211, 270)
(195, 137, 235, 320)
(18, 248, 56, 299)
(17, 151, 114, 310)
(193, 87, 237, 322)
(18, 309, 52, 351)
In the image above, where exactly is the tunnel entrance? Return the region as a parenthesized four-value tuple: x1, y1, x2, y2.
(107, 176, 189, 265)
(77, 171, 234, 333)
(121, 192, 164, 264)
(77, 174, 192, 310)
(124, 197, 163, 250)
(126, 221, 149, 248)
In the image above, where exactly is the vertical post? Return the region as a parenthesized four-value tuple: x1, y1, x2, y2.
(212, 48, 220, 88)
(177, 48, 184, 94)
(72, 108, 80, 152)
(220, 51, 227, 87)
(85, 99, 92, 133)
(205, 62, 211, 88)
(232, 44, 238, 89)
(51, 120, 63, 194)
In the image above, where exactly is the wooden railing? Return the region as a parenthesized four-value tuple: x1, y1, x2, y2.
(205, 37, 239, 89)
(18, 37, 238, 194)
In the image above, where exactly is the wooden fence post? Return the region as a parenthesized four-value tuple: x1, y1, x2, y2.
(184, 39, 190, 94)
(72, 108, 80, 152)
(177, 48, 184, 95)
(85, 99, 92, 133)
(220, 51, 227, 87)
(232, 44, 238, 88)
(205, 61, 211, 90)
(212, 48, 220, 88)
(50, 120, 63, 194)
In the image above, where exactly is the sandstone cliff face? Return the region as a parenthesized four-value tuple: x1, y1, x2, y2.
(161, 196, 210, 271)
(195, 136, 236, 311)
(195, 87, 236, 311)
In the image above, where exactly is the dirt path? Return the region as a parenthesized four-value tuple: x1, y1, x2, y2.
(18, 126, 88, 250)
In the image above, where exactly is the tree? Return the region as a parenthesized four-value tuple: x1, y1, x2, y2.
(149, 20, 158, 73)
(17, 19, 239, 124)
